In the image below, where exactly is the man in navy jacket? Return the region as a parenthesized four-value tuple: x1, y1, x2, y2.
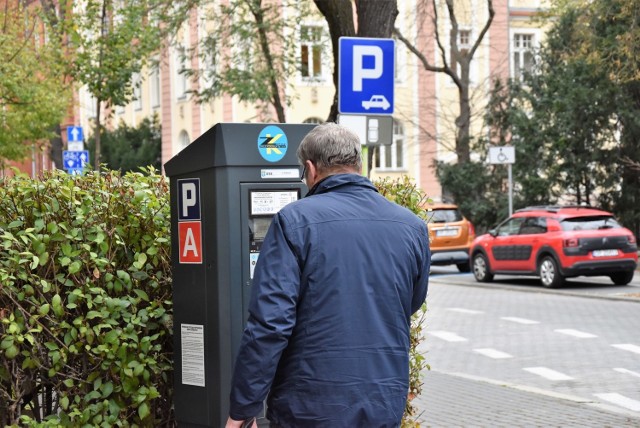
(227, 123, 430, 428)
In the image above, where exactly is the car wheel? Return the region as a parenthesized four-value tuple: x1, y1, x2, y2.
(538, 256, 564, 288)
(457, 262, 471, 273)
(472, 253, 493, 282)
(610, 271, 634, 285)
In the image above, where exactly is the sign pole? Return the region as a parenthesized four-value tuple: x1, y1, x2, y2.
(508, 163, 513, 216)
(488, 146, 516, 216)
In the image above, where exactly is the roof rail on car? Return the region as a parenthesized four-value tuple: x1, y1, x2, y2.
(515, 204, 594, 213)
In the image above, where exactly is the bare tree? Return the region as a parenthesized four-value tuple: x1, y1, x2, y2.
(394, 0, 495, 164)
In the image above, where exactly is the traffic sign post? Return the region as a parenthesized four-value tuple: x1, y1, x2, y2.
(489, 146, 516, 216)
(339, 37, 395, 115)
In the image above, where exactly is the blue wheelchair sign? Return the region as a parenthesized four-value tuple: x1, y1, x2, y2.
(339, 37, 395, 115)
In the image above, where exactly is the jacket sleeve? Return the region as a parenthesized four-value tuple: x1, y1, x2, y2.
(228, 212, 300, 420)
(411, 224, 430, 315)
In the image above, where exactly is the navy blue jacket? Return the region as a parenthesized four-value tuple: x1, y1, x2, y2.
(229, 174, 430, 427)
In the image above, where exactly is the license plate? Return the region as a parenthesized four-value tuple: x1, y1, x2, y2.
(592, 249, 618, 257)
(436, 228, 458, 237)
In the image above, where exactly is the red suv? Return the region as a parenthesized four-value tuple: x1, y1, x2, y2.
(470, 206, 638, 288)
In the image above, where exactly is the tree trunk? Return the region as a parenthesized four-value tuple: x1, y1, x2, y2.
(250, 0, 286, 122)
(49, 124, 63, 169)
(456, 64, 471, 163)
(313, 0, 356, 122)
(356, 0, 398, 38)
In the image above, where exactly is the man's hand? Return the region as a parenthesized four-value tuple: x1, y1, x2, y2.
(225, 416, 257, 428)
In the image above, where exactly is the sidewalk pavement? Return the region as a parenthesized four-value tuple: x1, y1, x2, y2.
(412, 370, 640, 427)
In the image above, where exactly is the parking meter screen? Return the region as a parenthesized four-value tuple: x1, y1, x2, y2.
(248, 190, 300, 279)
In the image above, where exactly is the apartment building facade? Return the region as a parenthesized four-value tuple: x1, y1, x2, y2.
(72, 0, 546, 201)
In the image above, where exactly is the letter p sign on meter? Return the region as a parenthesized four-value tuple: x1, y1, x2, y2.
(339, 37, 395, 115)
(177, 178, 202, 264)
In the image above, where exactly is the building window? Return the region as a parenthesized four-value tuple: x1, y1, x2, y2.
(150, 64, 160, 108)
(179, 130, 190, 151)
(133, 72, 142, 110)
(303, 117, 323, 124)
(450, 29, 471, 77)
(513, 33, 534, 80)
(176, 46, 188, 99)
(374, 119, 405, 170)
(300, 25, 323, 80)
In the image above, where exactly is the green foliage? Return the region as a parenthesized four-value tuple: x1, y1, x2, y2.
(435, 160, 509, 233)
(188, 0, 316, 121)
(87, 116, 162, 173)
(448, 3, 640, 234)
(374, 176, 430, 427)
(69, 0, 195, 109)
(0, 3, 70, 162)
(0, 168, 172, 426)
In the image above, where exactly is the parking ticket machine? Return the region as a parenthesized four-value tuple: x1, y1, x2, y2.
(164, 123, 315, 427)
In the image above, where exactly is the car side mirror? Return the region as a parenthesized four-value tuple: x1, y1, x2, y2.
(489, 228, 497, 237)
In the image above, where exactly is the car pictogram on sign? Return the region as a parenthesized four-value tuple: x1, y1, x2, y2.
(362, 95, 391, 111)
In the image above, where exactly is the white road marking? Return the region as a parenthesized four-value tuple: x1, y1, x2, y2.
(594, 393, 640, 412)
(429, 331, 468, 342)
(614, 368, 640, 378)
(554, 329, 598, 338)
(612, 344, 640, 355)
(501, 317, 540, 325)
(523, 367, 573, 381)
(473, 348, 513, 359)
(446, 308, 484, 314)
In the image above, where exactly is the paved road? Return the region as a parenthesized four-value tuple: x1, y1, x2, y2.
(411, 272, 640, 427)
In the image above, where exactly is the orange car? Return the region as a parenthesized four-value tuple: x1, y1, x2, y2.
(424, 203, 476, 272)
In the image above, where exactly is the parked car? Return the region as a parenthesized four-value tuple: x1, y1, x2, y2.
(470, 205, 638, 288)
(424, 203, 476, 272)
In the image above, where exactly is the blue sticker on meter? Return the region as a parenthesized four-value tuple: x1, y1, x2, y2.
(257, 125, 288, 162)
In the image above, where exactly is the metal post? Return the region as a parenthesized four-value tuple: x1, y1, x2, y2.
(508, 163, 513, 216)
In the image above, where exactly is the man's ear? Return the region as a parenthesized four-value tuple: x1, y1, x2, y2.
(306, 160, 319, 182)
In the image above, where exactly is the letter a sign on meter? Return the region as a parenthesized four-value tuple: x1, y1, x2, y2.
(177, 178, 203, 264)
(339, 37, 395, 115)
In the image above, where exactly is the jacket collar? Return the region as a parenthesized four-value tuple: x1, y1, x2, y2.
(305, 173, 378, 197)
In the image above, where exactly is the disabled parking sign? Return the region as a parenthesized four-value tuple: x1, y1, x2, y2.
(339, 37, 395, 115)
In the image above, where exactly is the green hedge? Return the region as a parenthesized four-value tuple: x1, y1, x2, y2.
(0, 168, 172, 427)
(0, 171, 429, 427)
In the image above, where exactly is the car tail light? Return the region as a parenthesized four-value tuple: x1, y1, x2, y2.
(468, 222, 476, 237)
(564, 238, 579, 248)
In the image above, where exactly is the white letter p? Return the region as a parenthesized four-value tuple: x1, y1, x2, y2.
(353, 45, 383, 92)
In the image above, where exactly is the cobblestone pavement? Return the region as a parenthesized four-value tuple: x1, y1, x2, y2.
(411, 275, 640, 427)
(412, 370, 640, 427)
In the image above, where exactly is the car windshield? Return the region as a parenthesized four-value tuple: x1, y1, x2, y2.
(560, 215, 622, 231)
(428, 209, 463, 223)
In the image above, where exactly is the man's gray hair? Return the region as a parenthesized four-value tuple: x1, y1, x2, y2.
(297, 122, 362, 172)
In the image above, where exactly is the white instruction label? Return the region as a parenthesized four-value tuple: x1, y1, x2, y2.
(181, 324, 205, 387)
(250, 191, 298, 215)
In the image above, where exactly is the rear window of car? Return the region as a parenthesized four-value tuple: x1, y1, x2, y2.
(560, 215, 622, 231)
(428, 209, 463, 223)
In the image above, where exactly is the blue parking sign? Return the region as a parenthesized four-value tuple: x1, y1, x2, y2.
(339, 37, 395, 115)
